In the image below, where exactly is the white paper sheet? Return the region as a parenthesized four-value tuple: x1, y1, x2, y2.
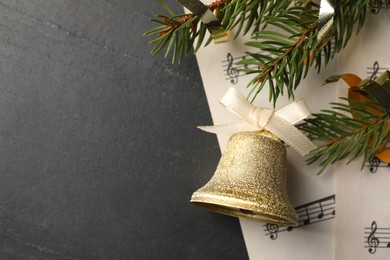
(192, 2, 337, 259)
(335, 160, 390, 260)
(334, 12, 390, 260)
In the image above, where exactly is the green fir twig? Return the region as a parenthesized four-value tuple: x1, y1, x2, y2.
(145, 0, 387, 104)
(298, 97, 390, 174)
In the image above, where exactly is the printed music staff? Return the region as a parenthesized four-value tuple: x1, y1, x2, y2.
(264, 195, 336, 240)
(365, 221, 390, 254)
(303, 207, 311, 225)
(370, 0, 390, 14)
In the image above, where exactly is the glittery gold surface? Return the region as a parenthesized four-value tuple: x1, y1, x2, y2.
(191, 131, 298, 227)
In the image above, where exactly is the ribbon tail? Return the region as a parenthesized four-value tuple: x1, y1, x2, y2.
(266, 115, 317, 156)
(198, 121, 258, 134)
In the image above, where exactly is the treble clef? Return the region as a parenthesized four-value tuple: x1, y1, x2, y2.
(371, 0, 383, 15)
(266, 223, 279, 240)
(368, 156, 381, 173)
(370, 61, 380, 80)
(226, 53, 239, 85)
(367, 221, 380, 254)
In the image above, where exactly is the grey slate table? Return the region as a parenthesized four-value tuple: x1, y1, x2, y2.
(0, 0, 249, 259)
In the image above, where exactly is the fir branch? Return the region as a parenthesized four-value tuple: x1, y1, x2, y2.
(146, 0, 388, 103)
(224, 0, 290, 37)
(144, 0, 303, 64)
(298, 97, 390, 174)
(240, 0, 380, 104)
(144, 0, 231, 64)
(241, 4, 319, 104)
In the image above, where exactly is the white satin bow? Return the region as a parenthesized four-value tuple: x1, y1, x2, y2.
(198, 87, 317, 156)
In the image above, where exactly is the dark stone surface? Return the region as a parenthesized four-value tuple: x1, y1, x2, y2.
(0, 0, 249, 259)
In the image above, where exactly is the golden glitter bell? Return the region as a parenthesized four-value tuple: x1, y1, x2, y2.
(191, 131, 298, 227)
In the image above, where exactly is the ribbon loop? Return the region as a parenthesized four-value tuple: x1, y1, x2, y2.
(199, 87, 317, 156)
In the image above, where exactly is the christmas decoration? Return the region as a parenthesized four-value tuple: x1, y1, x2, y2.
(191, 130, 299, 226)
(191, 87, 315, 225)
(145, 0, 390, 172)
(145, 0, 373, 102)
(177, 0, 228, 43)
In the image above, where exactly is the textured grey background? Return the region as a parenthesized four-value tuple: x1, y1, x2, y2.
(0, 0, 248, 259)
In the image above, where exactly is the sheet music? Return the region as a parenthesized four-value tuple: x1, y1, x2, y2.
(335, 159, 390, 259)
(335, 12, 390, 260)
(264, 195, 336, 240)
(192, 1, 336, 259)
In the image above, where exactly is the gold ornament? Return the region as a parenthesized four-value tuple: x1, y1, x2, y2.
(177, 0, 228, 43)
(191, 131, 298, 227)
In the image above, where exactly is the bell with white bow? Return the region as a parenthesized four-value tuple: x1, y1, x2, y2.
(191, 88, 317, 226)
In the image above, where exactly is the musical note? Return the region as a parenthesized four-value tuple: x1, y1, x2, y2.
(367, 221, 380, 254)
(241, 56, 249, 70)
(370, 61, 380, 80)
(264, 195, 336, 240)
(226, 53, 239, 84)
(317, 201, 324, 219)
(266, 223, 279, 240)
(303, 207, 311, 225)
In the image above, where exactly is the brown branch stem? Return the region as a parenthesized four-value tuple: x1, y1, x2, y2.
(158, 0, 231, 36)
(258, 23, 318, 82)
(324, 117, 388, 146)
